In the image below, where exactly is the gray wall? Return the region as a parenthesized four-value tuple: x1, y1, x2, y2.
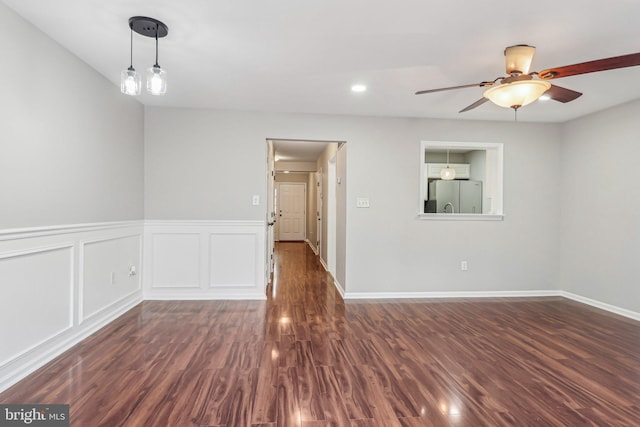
(0, 3, 144, 229)
(144, 107, 562, 294)
(559, 99, 640, 313)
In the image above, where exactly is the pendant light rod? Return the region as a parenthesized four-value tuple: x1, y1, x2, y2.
(155, 30, 159, 66)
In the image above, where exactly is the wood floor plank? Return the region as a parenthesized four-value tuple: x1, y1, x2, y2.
(1, 242, 640, 426)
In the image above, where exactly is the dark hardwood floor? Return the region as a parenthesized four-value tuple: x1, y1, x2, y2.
(2, 242, 640, 426)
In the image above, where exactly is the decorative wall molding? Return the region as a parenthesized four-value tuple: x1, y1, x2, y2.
(0, 221, 143, 393)
(144, 220, 266, 300)
(0, 221, 142, 241)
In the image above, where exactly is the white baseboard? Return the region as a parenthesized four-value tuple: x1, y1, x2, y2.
(344, 290, 562, 299)
(560, 291, 640, 322)
(0, 292, 142, 393)
(305, 239, 318, 255)
(145, 292, 266, 301)
(333, 278, 345, 298)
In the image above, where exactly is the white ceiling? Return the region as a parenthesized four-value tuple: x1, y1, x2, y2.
(4, 0, 640, 123)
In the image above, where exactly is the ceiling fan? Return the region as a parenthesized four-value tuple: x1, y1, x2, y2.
(415, 45, 640, 113)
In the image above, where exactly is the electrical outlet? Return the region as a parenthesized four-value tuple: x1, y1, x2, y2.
(129, 266, 137, 277)
(461, 261, 468, 271)
(356, 197, 370, 208)
(252, 195, 260, 205)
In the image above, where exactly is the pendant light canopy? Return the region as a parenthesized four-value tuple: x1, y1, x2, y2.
(121, 16, 168, 96)
(440, 149, 456, 180)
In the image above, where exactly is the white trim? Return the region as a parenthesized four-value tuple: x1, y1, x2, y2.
(305, 239, 318, 255)
(333, 278, 345, 299)
(319, 256, 329, 272)
(560, 291, 640, 322)
(344, 290, 562, 299)
(417, 214, 504, 221)
(145, 220, 265, 228)
(0, 220, 143, 240)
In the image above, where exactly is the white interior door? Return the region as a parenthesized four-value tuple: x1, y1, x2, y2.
(278, 183, 306, 241)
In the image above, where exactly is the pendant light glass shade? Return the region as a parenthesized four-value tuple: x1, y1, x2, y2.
(484, 80, 551, 109)
(440, 149, 456, 180)
(121, 67, 141, 96)
(147, 65, 167, 95)
(121, 29, 141, 96)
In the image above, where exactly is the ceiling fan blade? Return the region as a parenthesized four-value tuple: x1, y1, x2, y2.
(415, 80, 496, 95)
(544, 85, 583, 103)
(538, 52, 640, 80)
(459, 97, 489, 113)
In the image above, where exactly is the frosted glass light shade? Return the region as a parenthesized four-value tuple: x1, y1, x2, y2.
(484, 80, 551, 109)
(440, 166, 456, 180)
(505, 45, 536, 75)
(120, 67, 141, 96)
(147, 65, 167, 95)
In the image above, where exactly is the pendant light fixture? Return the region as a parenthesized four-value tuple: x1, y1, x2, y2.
(121, 17, 169, 96)
(440, 149, 456, 180)
(120, 27, 141, 95)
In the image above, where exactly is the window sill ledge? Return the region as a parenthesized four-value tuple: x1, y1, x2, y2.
(417, 213, 504, 221)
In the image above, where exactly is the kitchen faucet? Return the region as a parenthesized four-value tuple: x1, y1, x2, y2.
(443, 202, 455, 213)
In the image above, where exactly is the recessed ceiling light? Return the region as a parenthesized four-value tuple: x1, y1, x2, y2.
(351, 84, 367, 93)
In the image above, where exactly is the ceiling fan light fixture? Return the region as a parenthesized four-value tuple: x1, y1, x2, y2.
(484, 80, 551, 109)
(504, 44, 536, 75)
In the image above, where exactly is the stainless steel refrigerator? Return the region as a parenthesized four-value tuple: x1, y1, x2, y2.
(427, 180, 482, 214)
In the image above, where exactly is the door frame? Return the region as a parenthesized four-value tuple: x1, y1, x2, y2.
(316, 168, 323, 256)
(327, 156, 337, 276)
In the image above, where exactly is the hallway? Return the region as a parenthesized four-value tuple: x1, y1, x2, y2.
(1, 242, 639, 426)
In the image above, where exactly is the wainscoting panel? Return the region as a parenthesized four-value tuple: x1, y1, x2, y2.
(144, 221, 266, 300)
(0, 222, 143, 393)
(81, 234, 142, 321)
(0, 246, 73, 367)
(210, 233, 257, 287)
(150, 233, 201, 288)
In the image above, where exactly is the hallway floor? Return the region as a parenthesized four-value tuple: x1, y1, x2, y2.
(1, 242, 639, 426)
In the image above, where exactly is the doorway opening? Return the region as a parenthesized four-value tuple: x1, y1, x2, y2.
(265, 138, 346, 294)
